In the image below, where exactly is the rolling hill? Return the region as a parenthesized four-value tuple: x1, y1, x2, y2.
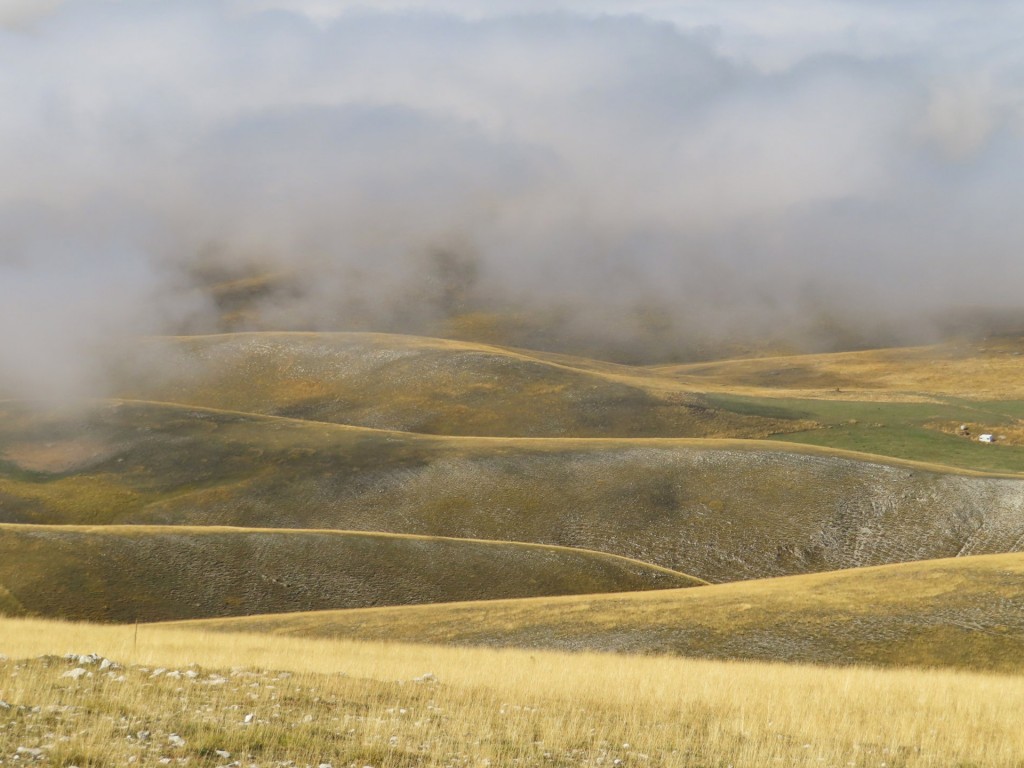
(174, 551, 1024, 672)
(0, 524, 700, 622)
(106, 332, 811, 438)
(2, 399, 1023, 583)
(94, 331, 1024, 472)
(659, 335, 1024, 399)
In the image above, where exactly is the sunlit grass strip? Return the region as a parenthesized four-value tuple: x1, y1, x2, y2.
(1, 616, 1022, 766)
(169, 552, 1024, 674)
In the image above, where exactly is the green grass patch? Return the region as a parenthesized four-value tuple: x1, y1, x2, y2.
(707, 393, 1024, 472)
(774, 425, 1024, 473)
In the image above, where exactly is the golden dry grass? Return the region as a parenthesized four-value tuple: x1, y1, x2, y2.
(92, 330, 1024, 472)
(106, 332, 813, 438)
(1, 616, 1023, 767)
(660, 335, 1024, 400)
(174, 552, 1024, 673)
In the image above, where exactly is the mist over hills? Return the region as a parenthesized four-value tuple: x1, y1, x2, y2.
(1, 1, 1023, 687)
(3, 0, 1024, 398)
(1, 327, 1023, 676)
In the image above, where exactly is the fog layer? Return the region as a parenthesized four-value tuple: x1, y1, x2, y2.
(2, 0, 1023, 394)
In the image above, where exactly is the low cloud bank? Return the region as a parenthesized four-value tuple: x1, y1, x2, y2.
(2, 1, 1023, 395)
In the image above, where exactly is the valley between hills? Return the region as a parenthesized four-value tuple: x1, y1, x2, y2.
(4, 331, 1024, 768)
(1, 330, 1023, 672)
(7, 4, 1024, 764)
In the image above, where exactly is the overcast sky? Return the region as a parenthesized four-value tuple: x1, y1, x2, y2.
(1, 0, 1022, 394)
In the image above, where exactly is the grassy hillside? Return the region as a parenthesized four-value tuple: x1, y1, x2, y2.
(0, 328, 1021, 764)
(178, 552, 1024, 673)
(661, 335, 1024, 399)
(652, 337, 1024, 471)
(702, 392, 1024, 472)
(2, 400, 1023, 583)
(107, 332, 812, 438)
(0, 524, 698, 623)
(96, 331, 1024, 472)
(4, 617, 1023, 767)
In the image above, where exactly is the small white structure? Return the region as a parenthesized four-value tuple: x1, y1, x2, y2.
(979, 433, 994, 443)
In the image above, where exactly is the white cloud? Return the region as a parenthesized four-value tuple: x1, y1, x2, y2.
(0, 0, 65, 26)
(1, 0, 1023, 391)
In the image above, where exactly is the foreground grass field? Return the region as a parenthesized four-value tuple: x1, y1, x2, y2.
(1, 616, 1023, 767)
(175, 552, 1024, 673)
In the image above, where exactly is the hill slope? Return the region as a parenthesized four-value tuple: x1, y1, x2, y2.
(660, 335, 1024, 399)
(176, 552, 1024, 672)
(107, 332, 809, 438)
(99, 332, 1024, 472)
(2, 400, 1024, 583)
(0, 524, 699, 623)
